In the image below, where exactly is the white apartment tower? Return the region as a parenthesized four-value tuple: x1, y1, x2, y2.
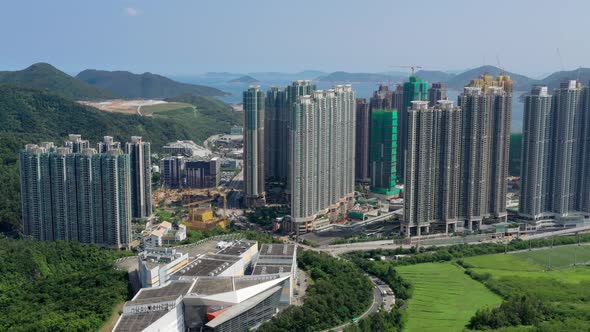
(290, 85, 356, 230)
(520, 81, 590, 222)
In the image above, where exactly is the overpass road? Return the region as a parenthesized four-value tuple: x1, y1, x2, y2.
(299, 224, 590, 255)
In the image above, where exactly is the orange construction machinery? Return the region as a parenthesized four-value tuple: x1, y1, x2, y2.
(183, 189, 228, 231)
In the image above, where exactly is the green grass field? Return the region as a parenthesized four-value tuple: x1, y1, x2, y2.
(396, 262, 502, 332)
(141, 102, 194, 114)
(462, 245, 590, 285)
(460, 245, 590, 329)
(512, 244, 590, 269)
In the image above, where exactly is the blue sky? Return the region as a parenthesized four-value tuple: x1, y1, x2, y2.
(0, 0, 587, 76)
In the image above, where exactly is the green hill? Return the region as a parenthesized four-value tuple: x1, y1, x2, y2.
(538, 68, 590, 89)
(76, 69, 227, 99)
(444, 65, 537, 91)
(414, 70, 456, 83)
(0, 86, 240, 233)
(0, 63, 117, 100)
(0, 238, 129, 331)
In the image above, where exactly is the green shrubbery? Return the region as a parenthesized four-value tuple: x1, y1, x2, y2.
(0, 239, 130, 331)
(344, 308, 403, 332)
(468, 295, 553, 330)
(245, 206, 290, 230)
(257, 251, 373, 332)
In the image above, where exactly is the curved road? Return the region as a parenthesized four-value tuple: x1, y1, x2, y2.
(322, 284, 382, 332)
(296, 224, 590, 331)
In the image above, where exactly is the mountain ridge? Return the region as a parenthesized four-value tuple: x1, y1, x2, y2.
(538, 68, 590, 89)
(76, 69, 227, 99)
(0, 63, 117, 100)
(443, 65, 537, 90)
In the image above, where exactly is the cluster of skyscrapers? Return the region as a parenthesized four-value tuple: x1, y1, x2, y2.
(20, 75, 586, 244)
(353, 75, 512, 236)
(243, 73, 517, 236)
(19, 135, 152, 248)
(244, 81, 356, 232)
(519, 81, 590, 223)
(403, 74, 512, 236)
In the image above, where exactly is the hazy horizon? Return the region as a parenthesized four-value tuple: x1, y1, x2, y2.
(1, 0, 588, 77)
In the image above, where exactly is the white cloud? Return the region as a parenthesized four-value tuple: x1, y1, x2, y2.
(125, 7, 140, 17)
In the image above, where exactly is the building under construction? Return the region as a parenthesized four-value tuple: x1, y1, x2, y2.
(370, 108, 399, 196)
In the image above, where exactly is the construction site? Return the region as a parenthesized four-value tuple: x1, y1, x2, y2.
(153, 187, 230, 232)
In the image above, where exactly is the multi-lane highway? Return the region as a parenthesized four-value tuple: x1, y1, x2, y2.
(297, 224, 590, 255)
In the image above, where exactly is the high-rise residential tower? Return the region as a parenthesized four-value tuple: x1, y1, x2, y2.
(370, 108, 398, 195)
(404, 100, 462, 236)
(355, 98, 371, 183)
(399, 76, 429, 181)
(519, 81, 590, 222)
(285, 80, 316, 191)
(100, 149, 132, 247)
(185, 158, 220, 189)
(370, 85, 394, 110)
(160, 156, 186, 189)
(428, 83, 447, 106)
(64, 134, 89, 153)
(262, 80, 316, 190)
(264, 87, 289, 182)
(19, 138, 132, 248)
(244, 86, 266, 207)
(286, 80, 316, 105)
(579, 84, 590, 213)
(97, 136, 121, 153)
(290, 85, 356, 232)
(392, 84, 404, 111)
(458, 75, 512, 229)
(125, 136, 152, 219)
(401, 75, 512, 236)
(519, 86, 553, 220)
(368, 85, 399, 196)
(550, 81, 582, 215)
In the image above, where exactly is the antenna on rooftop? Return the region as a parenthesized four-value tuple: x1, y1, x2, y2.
(557, 48, 565, 71)
(496, 55, 505, 75)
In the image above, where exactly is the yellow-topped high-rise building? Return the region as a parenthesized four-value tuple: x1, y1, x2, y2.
(467, 74, 513, 94)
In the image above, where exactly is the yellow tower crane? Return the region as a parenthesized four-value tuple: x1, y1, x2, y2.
(393, 65, 422, 76)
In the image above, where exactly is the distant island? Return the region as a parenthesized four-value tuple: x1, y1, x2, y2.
(228, 75, 260, 84)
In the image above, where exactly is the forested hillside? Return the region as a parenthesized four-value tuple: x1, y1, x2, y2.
(0, 63, 117, 100)
(0, 238, 130, 331)
(77, 69, 227, 99)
